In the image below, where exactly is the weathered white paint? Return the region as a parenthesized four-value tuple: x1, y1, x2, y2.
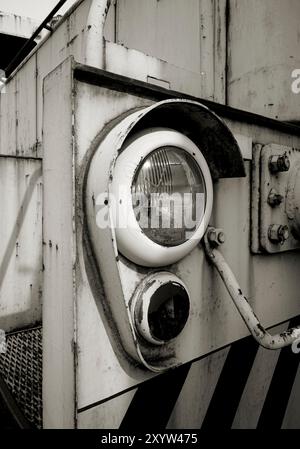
(0, 11, 42, 39)
(78, 390, 136, 429)
(167, 348, 230, 429)
(117, 0, 202, 74)
(74, 79, 300, 425)
(42, 58, 75, 429)
(0, 0, 299, 429)
(228, 0, 300, 121)
(111, 0, 226, 102)
(105, 41, 209, 98)
(0, 0, 77, 22)
(15, 58, 39, 156)
(75, 82, 154, 411)
(0, 156, 42, 331)
(232, 323, 285, 429)
(77, 322, 300, 429)
(0, 77, 17, 156)
(234, 134, 252, 160)
(0, 55, 40, 158)
(204, 229, 300, 349)
(78, 348, 230, 429)
(0, 0, 226, 164)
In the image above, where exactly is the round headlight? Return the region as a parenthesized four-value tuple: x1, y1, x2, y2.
(110, 128, 213, 267)
(132, 272, 190, 345)
(131, 146, 206, 246)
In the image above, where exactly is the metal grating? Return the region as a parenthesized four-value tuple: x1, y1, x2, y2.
(0, 326, 42, 429)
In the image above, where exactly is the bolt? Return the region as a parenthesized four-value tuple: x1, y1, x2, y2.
(269, 153, 290, 174)
(268, 224, 289, 244)
(217, 231, 226, 244)
(207, 228, 226, 246)
(268, 189, 284, 207)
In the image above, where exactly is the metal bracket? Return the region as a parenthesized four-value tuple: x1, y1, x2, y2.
(251, 143, 300, 254)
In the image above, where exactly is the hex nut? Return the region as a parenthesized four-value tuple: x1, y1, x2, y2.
(268, 224, 289, 244)
(269, 154, 290, 174)
(207, 228, 226, 246)
(268, 189, 284, 207)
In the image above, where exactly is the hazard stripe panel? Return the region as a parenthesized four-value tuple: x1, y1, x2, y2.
(78, 389, 137, 429)
(231, 323, 286, 428)
(201, 335, 259, 429)
(120, 363, 191, 430)
(77, 317, 300, 429)
(257, 316, 300, 429)
(282, 363, 300, 429)
(167, 347, 230, 429)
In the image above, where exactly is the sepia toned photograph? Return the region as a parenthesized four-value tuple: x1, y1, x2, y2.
(0, 0, 299, 440)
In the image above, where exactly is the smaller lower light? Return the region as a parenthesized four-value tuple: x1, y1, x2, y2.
(132, 272, 190, 345)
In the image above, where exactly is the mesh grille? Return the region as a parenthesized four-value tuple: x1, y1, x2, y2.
(0, 326, 42, 429)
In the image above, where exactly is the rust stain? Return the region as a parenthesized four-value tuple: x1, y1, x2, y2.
(66, 34, 79, 48)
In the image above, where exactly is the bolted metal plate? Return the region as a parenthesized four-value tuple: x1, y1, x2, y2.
(251, 143, 300, 254)
(0, 327, 42, 429)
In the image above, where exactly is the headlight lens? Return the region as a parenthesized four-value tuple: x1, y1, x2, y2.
(131, 146, 206, 246)
(147, 281, 190, 342)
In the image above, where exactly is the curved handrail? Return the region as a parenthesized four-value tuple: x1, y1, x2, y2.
(203, 227, 300, 350)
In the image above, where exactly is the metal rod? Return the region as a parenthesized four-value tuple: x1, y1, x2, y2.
(5, 0, 68, 77)
(203, 227, 300, 350)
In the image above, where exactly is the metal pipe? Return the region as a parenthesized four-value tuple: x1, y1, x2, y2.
(203, 227, 300, 349)
(84, 0, 111, 68)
